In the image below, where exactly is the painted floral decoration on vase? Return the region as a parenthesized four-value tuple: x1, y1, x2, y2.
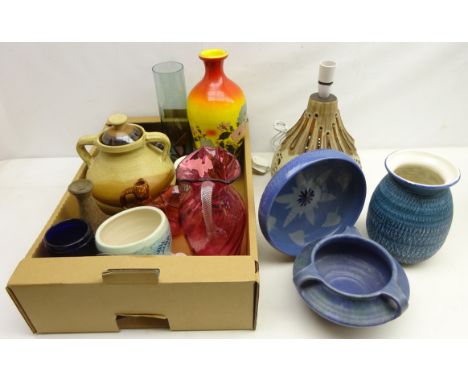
(176, 146, 246, 256)
(187, 49, 248, 157)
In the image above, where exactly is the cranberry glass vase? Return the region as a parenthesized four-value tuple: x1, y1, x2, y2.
(176, 147, 246, 256)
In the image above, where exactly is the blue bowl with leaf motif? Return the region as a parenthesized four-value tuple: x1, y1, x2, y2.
(259, 150, 366, 257)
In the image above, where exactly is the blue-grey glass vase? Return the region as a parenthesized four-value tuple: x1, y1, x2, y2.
(366, 150, 460, 265)
(152, 61, 194, 160)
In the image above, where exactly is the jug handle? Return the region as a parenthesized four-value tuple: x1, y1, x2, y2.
(145, 132, 171, 160)
(76, 135, 98, 167)
(201, 181, 216, 238)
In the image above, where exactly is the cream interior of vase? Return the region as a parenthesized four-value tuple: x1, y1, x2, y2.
(386, 150, 460, 186)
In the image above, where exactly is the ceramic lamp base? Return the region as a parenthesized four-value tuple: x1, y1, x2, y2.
(271, 93, 360, 175)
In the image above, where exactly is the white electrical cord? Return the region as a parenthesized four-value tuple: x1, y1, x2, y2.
(251, 120, 290, 175)
(270, 120, 289, 151)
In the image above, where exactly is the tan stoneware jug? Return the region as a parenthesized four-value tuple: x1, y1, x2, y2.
(76, 114, 175, 214)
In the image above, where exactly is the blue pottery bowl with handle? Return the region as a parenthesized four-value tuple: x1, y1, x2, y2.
(293, 227, 410, 327)
(259, 149, 411, 327)
(367, 150, 461, 265)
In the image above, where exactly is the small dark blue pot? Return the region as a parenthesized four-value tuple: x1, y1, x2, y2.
(293, 227, 410, 327)
(43, 218, 96, 257)
(367, 150, 461, 265)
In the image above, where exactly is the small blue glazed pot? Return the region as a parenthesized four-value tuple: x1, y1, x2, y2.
(367, 150, 461, 265)
(293, 227, 410, 327)
(43, 218, 96, 257)
(259, 150, 366, 257)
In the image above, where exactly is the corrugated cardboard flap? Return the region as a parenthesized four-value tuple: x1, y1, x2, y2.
(8, 255, 258, 286)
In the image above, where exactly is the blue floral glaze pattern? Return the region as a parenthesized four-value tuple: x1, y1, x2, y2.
(367, 174, 454, 264)
(259, 150, 366, 257)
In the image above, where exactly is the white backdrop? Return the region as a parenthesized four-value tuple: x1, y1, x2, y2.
(1, 42, 467, 160)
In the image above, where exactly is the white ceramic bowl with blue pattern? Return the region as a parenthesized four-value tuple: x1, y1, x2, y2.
(96, 206, 172, 256)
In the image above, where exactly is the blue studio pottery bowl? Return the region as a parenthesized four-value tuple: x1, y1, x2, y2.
(293, 228, 410, 327)
(259, 150, 366, 257)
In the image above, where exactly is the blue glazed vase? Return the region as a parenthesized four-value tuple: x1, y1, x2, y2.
(367, 150, 460, 265)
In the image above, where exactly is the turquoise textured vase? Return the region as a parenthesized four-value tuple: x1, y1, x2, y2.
(366, 150, 460, 265)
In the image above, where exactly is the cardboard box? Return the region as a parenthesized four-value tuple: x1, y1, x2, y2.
(6, 117, 259, 334)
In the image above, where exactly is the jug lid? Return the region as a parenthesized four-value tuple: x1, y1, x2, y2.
(100, 113, 143, 146)
(258, 150, 366, 257)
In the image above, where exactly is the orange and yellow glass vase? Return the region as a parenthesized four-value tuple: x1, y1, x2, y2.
(187, 49, 248, 156)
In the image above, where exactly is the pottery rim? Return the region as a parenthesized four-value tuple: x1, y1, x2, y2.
(199, 49, 228, 60)
(95, 206, 167, 252)
(44, 218, 92, 249)
(385, 149, 461, 190)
